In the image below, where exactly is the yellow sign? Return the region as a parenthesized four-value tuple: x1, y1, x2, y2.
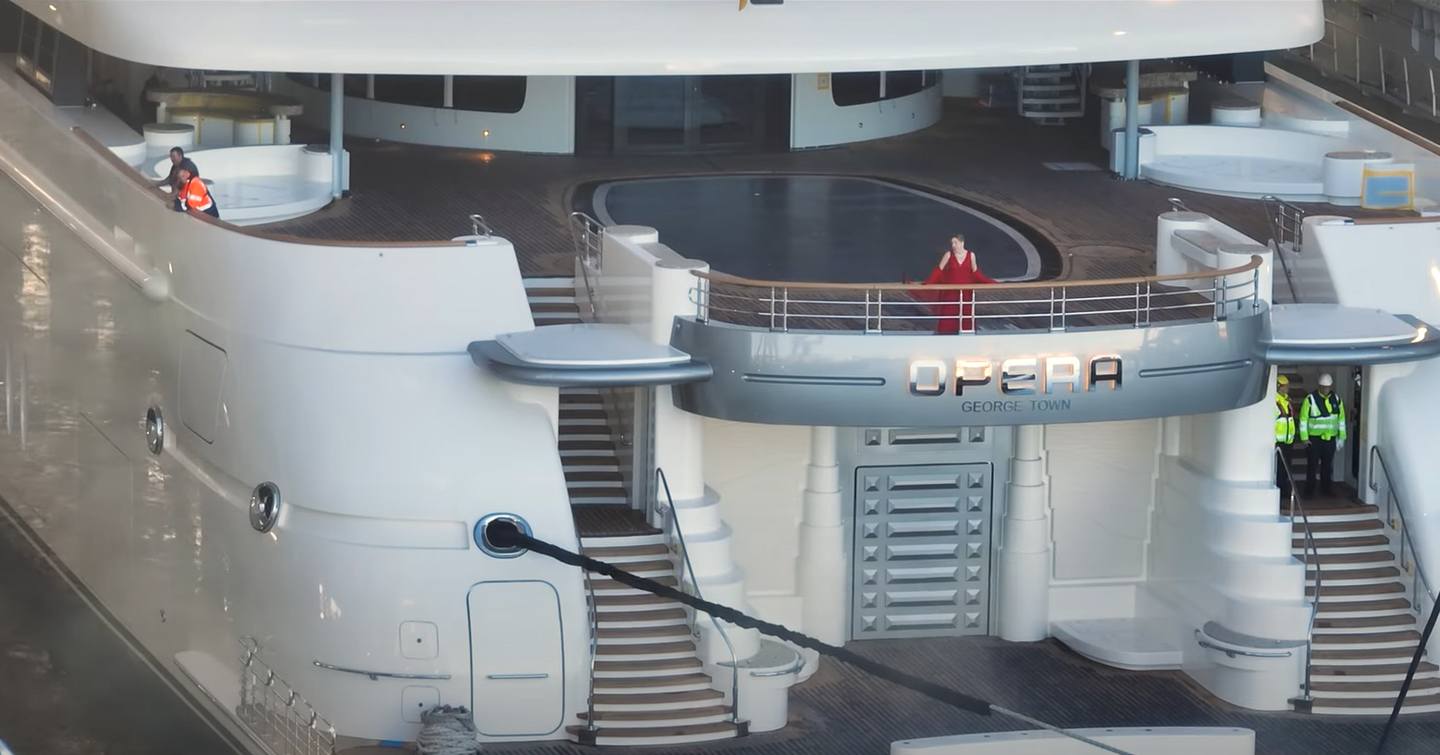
(817, 73, 831, 91)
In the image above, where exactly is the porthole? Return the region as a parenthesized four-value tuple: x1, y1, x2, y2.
(249, 482, 282, 533)
(475, 513, 531, 558)
(145, 406, 164, 455)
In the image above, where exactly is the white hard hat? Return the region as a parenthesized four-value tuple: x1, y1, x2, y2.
(1318, 373, 1334, 387)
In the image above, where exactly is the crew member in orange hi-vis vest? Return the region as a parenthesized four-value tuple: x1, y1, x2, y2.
(176, 164, 219, 218)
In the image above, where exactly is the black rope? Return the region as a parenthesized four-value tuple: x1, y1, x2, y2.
(1375, 592, 1440, 753)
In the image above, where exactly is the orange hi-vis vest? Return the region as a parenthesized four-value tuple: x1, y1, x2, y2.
(181, 177, 213, 212)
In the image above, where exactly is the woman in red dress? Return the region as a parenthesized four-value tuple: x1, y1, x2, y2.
(917, 233, 996, 334)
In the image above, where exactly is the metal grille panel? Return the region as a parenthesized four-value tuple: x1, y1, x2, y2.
(852, 464, 993, 639)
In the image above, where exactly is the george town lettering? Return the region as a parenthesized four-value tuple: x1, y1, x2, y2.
(907, 354, 1123, 400)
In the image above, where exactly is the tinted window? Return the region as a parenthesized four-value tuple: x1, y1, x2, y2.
(885, 70, 924, 100)
(35, 23, 56, 76)
(452, 76, 527, 113)
(17, 11, 38, 62)
(344, 74, 368, 98)
(373, 75, 444, 107)
(831, 72, 880, 107)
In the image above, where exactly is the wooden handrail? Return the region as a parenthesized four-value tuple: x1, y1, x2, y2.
(71, 127, 465, 248)
(692, 255, 1263, 292)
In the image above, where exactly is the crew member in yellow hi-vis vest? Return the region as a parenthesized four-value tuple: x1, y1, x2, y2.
(1274, 374, 1296, 501)
(1300, 372, 1346, 498)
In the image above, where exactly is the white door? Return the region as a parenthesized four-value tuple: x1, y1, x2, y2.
(467, 581, 565, 737)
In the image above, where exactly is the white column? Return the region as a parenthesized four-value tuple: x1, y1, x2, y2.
(998, 425, 1050, 641)
(796, 426, 847, 644)
(1123, 59, 1141, 180)
(650, 259, 707, 504)
(329, 73, 343, 199)
(443, 75, 455, 108)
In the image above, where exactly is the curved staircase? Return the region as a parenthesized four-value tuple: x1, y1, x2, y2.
(569, 531, 745, 746)
(1294, 499, 1440, 714)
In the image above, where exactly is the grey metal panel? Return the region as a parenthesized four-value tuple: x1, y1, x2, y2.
(853, 463, 992, 640)
(670, 309, 1268, 427)
(469, 340, 713, 386)
(1260, 316, 1440, 365)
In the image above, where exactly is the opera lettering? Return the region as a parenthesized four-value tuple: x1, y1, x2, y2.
(907, 355, 1122, 412)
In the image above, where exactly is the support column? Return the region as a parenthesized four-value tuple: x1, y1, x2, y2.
(998, 425, 1051, 641)
(1123, 59, 1141, 180)
(796, 426, 847, 644)
(443, 75, 455, 108)
(329, 73, 343, 199)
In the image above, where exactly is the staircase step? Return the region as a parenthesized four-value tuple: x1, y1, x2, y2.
(1301, 519, 1383, 533)
(579, 532, 665, 547)
(1313, 662, 1439, 679)
(597, 625, 692, 643)
(588, 559, 673, 574)
(594, 673, 712, 692)
(525, 287, 576, 299)
(578, 705, 731, 724)
(596, 608, 688, 625)
(530, 302, 580, 313)
(560, 408, 609, 420)
(1021, 96, 1081, 105)
(585, 544, 670, 559)
(560, 393, 603, 405)
(1311, 677, 1440, 695)
(1307, 567, 1401, 584)
(594, 657, 703, 677)
(1302, 550, 1395, 565)
(566, 721, 738, 745)
(591, 689, 725, 709)
(1315, 615, 1418, 630)
(1293, 535, 1389, 549)
(1313, 630, 1422, 647)
(561, 455, 622, 468)
(1311, 696, 1440, 714)
(559, 439, 617, 451)
(594, 641, 697, 660)
(590, 576, 677, 594)
(1317, 598, 1411, 614)
(1312, 647, 1423, 663)
(593, 593, 683, 609)
(1309, 582, 1405, 598)
(566, 470, 625, 483)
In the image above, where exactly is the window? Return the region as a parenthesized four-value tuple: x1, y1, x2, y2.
(452, 76, 527, 113)
(17, 11, 38, 62)
(885, 70, 924, 100)
(831, 72, 881, 106)
(34, 23, 56, 77)
(343, 74, 367, 98)
(372, 75, 444, 107)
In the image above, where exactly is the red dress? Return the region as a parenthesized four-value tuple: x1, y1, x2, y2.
(918, 251, 996, 334)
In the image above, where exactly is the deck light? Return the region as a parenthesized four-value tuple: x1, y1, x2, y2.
(482, 129, 491, 138)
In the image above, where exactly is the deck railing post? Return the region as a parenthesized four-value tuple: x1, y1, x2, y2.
(1379, 45, 1386, 94)
(769, 286, 777, 331)
(876, 289, 884, 333)
(1134, 282, 1141, 327)
(782, 287, 790, 332)
(1404, 56, 1412, 105)
(1431, 67, 1437, 118)
(1059, 286, 1068, 330)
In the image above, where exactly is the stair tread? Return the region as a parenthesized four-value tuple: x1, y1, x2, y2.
(562, 455, 623, 468)
(591, 575, 678, 590)
(560, 408, 609, 420)
(594, 593, 682, 607)
(559, 394, 602, 405)
(566, 470, 625, 482)
(559, 439, 617, 451)
(579, 705, 731, 722)
(1314, 662, 1439, 676)
(1303, 550, 1395, 564)
(590, 689, 724, 705)
(1301, 520, 1383, 533)
(1293, 535, 1389, 548)
(595, 641, 696, 656)
(594, 657, 703, 673)
(595, 673, 712, 689)
(597, 608, 688, 623)
(1313, 647, 1422, 660)
(585, 544, 670, 558)
(567, 721, 737, 738)
(1313, 630, 1422, 644)
(1307, 567, 1401, 581)
(598, 625, 691, 639)
(1315, 615, 1417, 629)
(1318, 598, 1411, 612)
(529, 302, 581, 313)
(1292, 504, 1379, 516)
(589, 559, 673, 573)
(1312, 678, 1440, 693)
(524, 287, 576, 298)
(1309, 582, 1405, 597)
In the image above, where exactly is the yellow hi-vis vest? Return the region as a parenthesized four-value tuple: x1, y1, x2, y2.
(1300, 392, 1346, 442)
(1275, 394, 1295, 444)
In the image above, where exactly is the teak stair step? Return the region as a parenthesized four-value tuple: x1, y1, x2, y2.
(563, 455, 623, 468)
(1312, 696, 1440, 709)
(1301, 520, 1383, 533)
(1302, 551, 1395, 564)
(584, 544, 670, 559)
(595, 641, 696, 656)
(566, 470, 625, 483)
(596, 608, 688, 623)
(587, 559, 673, 573)
(1315, 615, 1417, 629)
(594, 673, 712, 689)
(1297, 504, 1379, 516)
(1313, 662, 1439, 677)
(1312, 677, 1440, 693)
(1294, 535, 1389, 549)
(530, 302, 581, 313)
(560, 409, 609, 420)
(594, 657, 703, 674)
(598, 625, 691, 640)
(1309, 582, 1405, 597)
(1306, 567, 1401, 581)
(578, 705, 732, 722)
(560, 393, 602, 404)
(1318, 598, 1411, 612)
(1313, 647, 1422, 661)
(591, 575, 678, 590)
(525, 287, 576, 298)
(566, 722, 736, 738)
(559, 439, 617, 451)
(593, 593, 681, 607)
(1313, 630, 1422, 644)
(590, 690, 724, 706)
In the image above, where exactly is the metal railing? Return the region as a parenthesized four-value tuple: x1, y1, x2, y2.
(1294, 15, 1440, 120)
(1369, 445, 1437, 615)
(691, 256, 1263, 334)
(1278, 448, 1320, 707)
(239, 638, 338, 755)
(468, 213, 493, 238)
(569, 212, 605, 319)
(1262, 195, 1307, 303)
(655, 468, 742, 726)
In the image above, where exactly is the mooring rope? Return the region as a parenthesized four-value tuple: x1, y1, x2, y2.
(488, 521, 1133, 755)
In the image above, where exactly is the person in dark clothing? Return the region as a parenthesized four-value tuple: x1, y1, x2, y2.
(154, 147, 198, 211)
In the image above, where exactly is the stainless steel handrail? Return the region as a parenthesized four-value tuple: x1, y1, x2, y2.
(569, 211, 605, 319)
(311, 660, 452, 681)
(1369, 445, 1437, 610)
(1194, 629, 1296, 660)
(468, 213, 493, 238)
(569, 505, 600, 738)
(656, 467, 742, 725)
(1278, 446, 1320, 705)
